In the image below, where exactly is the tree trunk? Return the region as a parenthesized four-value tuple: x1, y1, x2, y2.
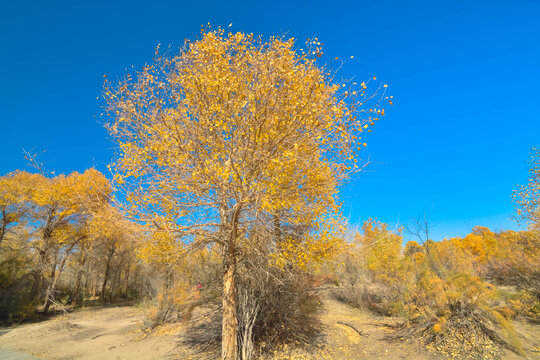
(73, 250, 86, 306)
(91, 277, 96, 298)
(222, 206, 241, 360)
(73, 270, 83, 306)
(222, 251, 238, 360)
(0, 210, 7, 246)
(101, 243, 116, 302)
(112, 257, 124, 299)
(43, 257, 58, 314)
(123, 260, 130, 295)
(43, 243, 74, 313)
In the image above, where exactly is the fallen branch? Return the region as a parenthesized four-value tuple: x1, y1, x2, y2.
(337, 321, 368, 337)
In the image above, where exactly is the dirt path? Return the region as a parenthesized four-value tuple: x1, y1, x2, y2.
(315, 296, 433, 359)
(0, 347, 42, 360)
(0, 300, 431, 360)
(0, 300, 537, 359)
(0, 306, 180, 360)
(316, 297, 539, 360)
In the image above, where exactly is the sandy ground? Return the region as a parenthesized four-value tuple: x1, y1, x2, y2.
(0, 299, 538, 360)
(0, 306, 180, 360)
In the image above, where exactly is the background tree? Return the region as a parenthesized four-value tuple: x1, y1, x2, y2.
(0, 171, 37, 246)
(105, 29, 386, 359)
(359, 218, 403, 281)
(28, 169, 111, 313)
(513, 147, 540, 229)
(86, 205, 140, 302)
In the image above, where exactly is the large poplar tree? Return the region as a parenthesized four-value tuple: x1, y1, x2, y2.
(104, 29, 386, 359)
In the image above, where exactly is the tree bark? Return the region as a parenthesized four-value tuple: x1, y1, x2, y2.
(42, 255, 58, 314)
(43, 243, 75, 313)
(123, 260, 130, 295)
(112, 257, 124, 299)
(222, 206, 241, 360)
(222, 248, 238, 360)
(0, 210, 7, 246)
(101, 243, 116, 302)
(73, 250, 86, 306)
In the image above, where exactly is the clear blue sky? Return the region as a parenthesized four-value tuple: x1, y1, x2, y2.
(1, 0, 539, 240)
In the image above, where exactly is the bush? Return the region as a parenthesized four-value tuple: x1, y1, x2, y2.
(0, 255, 38, 323)
(180, 257, 323, 360)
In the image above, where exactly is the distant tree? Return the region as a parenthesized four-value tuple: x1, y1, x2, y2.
(0, 171, 38, 246)
(27, 169, 110, 313)
(104, 29, 386, 359)
(86, 205, 139, 302)
(513, 148, 540, 229)
(359, 219, 403, 281)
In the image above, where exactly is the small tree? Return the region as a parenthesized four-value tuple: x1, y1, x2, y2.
(0, 171, 38, 246)
(27, 169, 111, 312)
(513, 147, 540, 229)
(105, 29, 386, 359)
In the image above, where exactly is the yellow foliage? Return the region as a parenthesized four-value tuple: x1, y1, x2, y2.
(104, 28, 388, 269)
(358, 219, 403, 281)
(432, 322, 443, 334)
(513, 147, 540, 229)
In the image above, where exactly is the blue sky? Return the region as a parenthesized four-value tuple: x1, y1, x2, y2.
(1, 0, 539, 240)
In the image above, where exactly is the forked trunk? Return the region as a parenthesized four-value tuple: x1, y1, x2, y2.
(42, 260, 57, 314)
(43, 243, 75, 313)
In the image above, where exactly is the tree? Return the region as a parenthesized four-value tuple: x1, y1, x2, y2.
(28, 169, 110, 313)
(86, 205, 140, 302)
(359, 219, 403, 281)
(0, 171, 38, 246)
(513, 147, 540, 229)
(105, 29, 386, 359)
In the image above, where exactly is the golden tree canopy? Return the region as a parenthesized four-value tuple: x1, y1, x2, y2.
(105, 28, 387, 251)
(514, 148, 540, 229)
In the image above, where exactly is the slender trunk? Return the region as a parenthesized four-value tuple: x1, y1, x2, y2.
(239, 287, 260, 360)
(112, 257, 124, 299)
(91, 278, 96, 298)
(0, 210, 7, 246)
(44, 243, 74, 313)
(273, 214, 281, 244)
(33, 229, 51, 300)
(101, 243, 116, 302)
(123, 261, 130, 295)
(34, 214, 55, 300)
(73, 248, 86, 306)
(31, 248, 46, 299)
(73, 270, 83, 305)
(133, 266, 139, 298)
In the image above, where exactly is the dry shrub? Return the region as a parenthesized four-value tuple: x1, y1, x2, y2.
(180, 260, 323, 360)
(510, 290, 540, 321)
(389, 302, 507, 360)
(140, 270, 196, 328)
(422, 302, 505, 360)
(391, 274, 526, 360)
(243, 268, 323, 353)
(332, 270, 407, 317)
